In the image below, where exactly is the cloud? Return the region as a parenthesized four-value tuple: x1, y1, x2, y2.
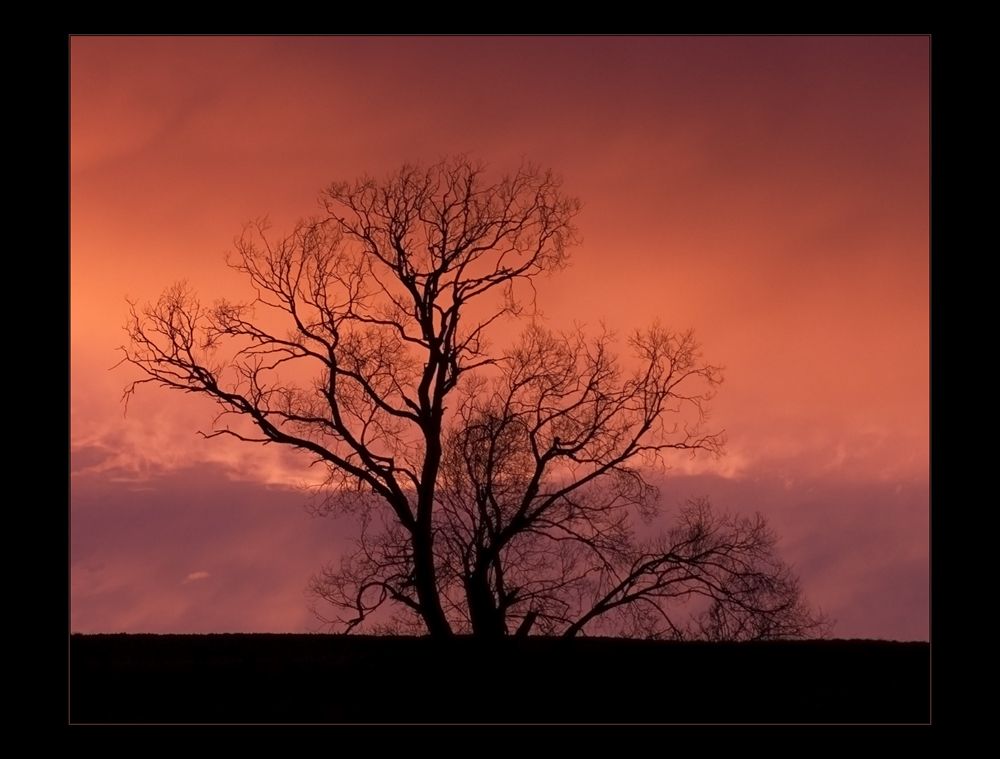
(184, 571, 210, 583)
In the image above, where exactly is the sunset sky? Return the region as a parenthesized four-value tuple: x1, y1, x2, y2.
(70, 37, 929, 639)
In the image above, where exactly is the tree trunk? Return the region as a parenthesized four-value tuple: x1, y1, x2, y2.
(412, 529, 452, 638)
(465, 570, 507, 639)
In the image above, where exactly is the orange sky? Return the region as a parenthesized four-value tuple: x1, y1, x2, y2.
(71, 37, 929, 639)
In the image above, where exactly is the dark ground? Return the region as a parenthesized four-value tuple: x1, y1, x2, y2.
(70, 634, 929, 723)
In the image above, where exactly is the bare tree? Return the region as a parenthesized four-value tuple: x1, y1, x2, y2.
(121, 156, 828, 640)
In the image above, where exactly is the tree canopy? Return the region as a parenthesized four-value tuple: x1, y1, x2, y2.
(122, 156, 829, 640)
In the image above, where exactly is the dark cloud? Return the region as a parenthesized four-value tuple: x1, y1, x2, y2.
(71, 462, 928, 640)
(71, 462, 351, 633)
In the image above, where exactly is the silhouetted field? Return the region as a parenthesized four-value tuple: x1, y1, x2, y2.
(70, 634, 929, 723)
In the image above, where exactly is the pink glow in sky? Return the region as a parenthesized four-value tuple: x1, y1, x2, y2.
(71, 37, 929, 639)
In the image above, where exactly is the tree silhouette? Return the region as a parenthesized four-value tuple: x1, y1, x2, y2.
(121, 156, 829, 640)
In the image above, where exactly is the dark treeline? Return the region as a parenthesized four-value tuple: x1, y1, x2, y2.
(70, 634, 929, 723)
